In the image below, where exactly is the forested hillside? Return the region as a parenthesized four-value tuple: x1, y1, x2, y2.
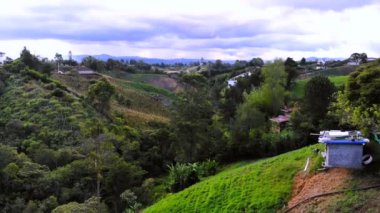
(1, 47, 380, 212)
(0, 48, 177, 212)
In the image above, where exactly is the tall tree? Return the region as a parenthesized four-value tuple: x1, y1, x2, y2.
(260, 59, 287, 115)
(171, 89, 213, 162)
(300, 57, 306, 65)
(20, 47, 40, 70)
(54, 53, 63, 71)
(303, 76, 336, 124)
(249, 57, 264, 67)
(236, 59, 286, 129)
(349, 52, 367, 64)
(284, 57, 298, 89)
(87, 78, 115, 114)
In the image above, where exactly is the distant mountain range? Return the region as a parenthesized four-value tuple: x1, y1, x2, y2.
(306, 57, 346, 61)
(72, 54, 348, 65)
(72, 54, 235, 65)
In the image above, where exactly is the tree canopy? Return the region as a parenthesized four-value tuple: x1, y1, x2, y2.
(303, 76, 336, 123)
(87, 78, 115, 114)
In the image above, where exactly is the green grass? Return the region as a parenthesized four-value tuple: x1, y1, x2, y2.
(105, 70, 167, 83)
(292, 76, 349, 99)
(120, 80, 177, 100)
(291, 79, 309, 99)
(145, 144, 323, 213)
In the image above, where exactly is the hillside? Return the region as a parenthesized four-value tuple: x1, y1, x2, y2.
(146, 142, 380, 212)
(0, 58, 178, 211)
(0, 71, 101, 148)
(145, 144, 323, 212)
(291, 75, 348, 99)
(52, 72, 177, 128)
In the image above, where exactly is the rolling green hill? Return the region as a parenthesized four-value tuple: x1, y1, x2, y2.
(292, 75, 348, 99)
(145, 144, 323, 213)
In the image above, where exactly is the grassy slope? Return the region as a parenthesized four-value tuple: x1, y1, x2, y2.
(292, 75, 348, 99)
(53, 73, 172, 128)
(145, 144, 323, 213)
(113, 78, 177, 100)
(104, 70, 181, 94)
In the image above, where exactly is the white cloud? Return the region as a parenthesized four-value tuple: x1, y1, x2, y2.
(0, 0, 379, 60)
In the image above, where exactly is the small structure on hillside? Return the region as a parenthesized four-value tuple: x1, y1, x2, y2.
(318, 130, 370, 169)
(55, 66, 98, 76)
(316, 59, 326, 70)
(270, 106, 292, 132)
(227, 72, 251, 88)
(77, 66, 96, 75)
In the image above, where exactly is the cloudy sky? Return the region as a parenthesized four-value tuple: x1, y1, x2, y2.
(0, 0, 379, 60)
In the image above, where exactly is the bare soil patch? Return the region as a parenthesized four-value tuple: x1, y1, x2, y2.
(149, 76, 183, 93)
(287, 168, 352, 212)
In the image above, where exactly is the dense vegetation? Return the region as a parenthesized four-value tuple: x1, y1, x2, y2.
(0, 49, 177, 212)
(1, 47, 379, 212)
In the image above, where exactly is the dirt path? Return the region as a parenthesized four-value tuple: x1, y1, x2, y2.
(287, 168, 352, 212)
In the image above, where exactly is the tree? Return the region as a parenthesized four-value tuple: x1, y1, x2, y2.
(331, 60, 380, 133)
(349, 52, 367, 65)
(346, 60, 380, 105)
(233, 60, 286, 156)
(87, 78, 115, 114)
(245, 59, 287, 115)
(284, 57, 298, 89)
(303, 76, 336, 124)
(300, 57, 306, 65)
(171, 89, 214, 162)
(120, 189, 141, 212)
(81, 56, 105, 72)
(257, 59, 287, 115)
(20, 47, 40, 70)
(249, 57, 264, 67)
(360, 53, 368, 64)
(54, 53, 63, 71)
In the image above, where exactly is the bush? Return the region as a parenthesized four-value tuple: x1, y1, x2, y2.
(167, 163, 199, 192)
(44, 83, 56, 90)
(51, 88, 65, 97)
(3, 60, 26, 73)
(196, 159, 219, 177)
(167, 160, 219, 192)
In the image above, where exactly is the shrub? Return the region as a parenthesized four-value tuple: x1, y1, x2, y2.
(44, 83, 56, 90)
(3, 60, 26, 73)
(51, 88, 65, 97)
(196, 159, 219, 177)
(167, 160, 219, 192)
(167, 163, 199, 192)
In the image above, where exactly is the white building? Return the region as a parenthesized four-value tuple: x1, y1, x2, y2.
(227, 72, 251, 88)
(316, 59, 326, 70)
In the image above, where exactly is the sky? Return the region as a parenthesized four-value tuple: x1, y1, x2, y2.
(0, 0, 380, 60)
